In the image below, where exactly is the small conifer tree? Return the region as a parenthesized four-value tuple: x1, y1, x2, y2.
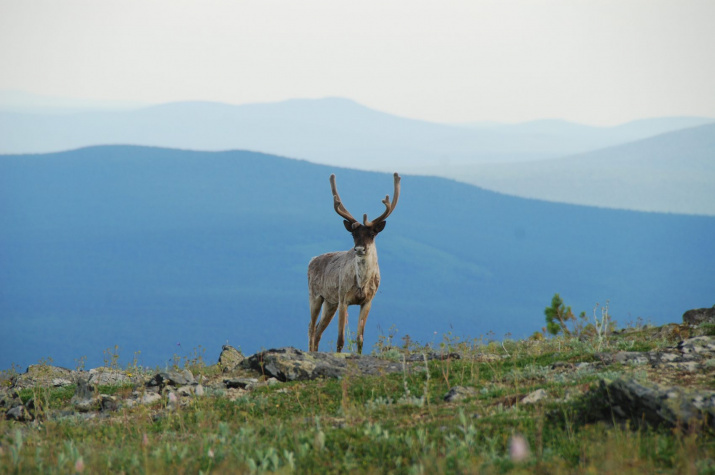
(544, 293, 576, 336)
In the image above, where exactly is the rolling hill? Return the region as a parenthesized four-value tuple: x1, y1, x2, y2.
(1, 146, 713, 370)
(434, 123, 715, 215)
(1, 97, 711, 169)
(2, 95, 712, 216)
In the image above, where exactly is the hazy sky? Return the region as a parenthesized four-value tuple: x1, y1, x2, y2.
(1, 0, 714, 125)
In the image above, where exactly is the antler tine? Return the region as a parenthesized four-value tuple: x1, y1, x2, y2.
(363, 172, 401, 226)
(330, 174, 359, 224)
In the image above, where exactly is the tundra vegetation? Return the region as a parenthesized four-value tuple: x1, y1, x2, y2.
(1, 310, 714, 474)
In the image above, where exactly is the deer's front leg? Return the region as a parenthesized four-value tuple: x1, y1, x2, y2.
(314, 301, 338, 352)
(336, 304, 349, 352)
(356, 301, 372, 354)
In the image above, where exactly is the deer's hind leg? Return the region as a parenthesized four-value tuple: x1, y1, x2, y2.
(313, 300, 338, 352)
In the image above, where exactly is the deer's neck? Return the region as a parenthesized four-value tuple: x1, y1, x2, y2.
(353, 247, 379, 289)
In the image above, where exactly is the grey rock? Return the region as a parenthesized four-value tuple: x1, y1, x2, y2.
(522, 388, 549, 405)
(101, 395, 119, 412)
(613, 352, 649, 365)
(73, 378, 95, 400)
(133, 392, 162, 406)
(0, 391, 22, 411)
(678, 336, 715, 356)
(218, 345, 245, 372)
(444, 386, 477, 402)
(683, 306, 715, 326)
(596, 336, 715, 371)
(88, 368, 131, 386)
(177, 386, 195, 397)
(12, 364, 75, 389)
(243, 347, 405, 382)
(71, 378, 98, 412)
(224, 378, 259, 389)
(147, 369, 196, 389)
(596, 378, 715, 431)
(6, 405, 31, 421)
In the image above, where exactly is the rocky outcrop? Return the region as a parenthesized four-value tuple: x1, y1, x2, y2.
(593, 378, 715, 431)
(683, 306, 715, 326)
(218, 345, 245, 372)
(87, 368, 132, 386)
(596, 336, 715, 372)
(1, 390, 29, 421)
(521, 388, 549, 405)
(243, 347, 407, 382)
(12, 364, 75, 389)
(146, 369, 197, 390)
(71, 378, 100, 412)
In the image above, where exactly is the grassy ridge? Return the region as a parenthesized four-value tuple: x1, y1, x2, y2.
(1, 328, 714, 474)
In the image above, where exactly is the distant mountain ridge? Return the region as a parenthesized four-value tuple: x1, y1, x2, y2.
(1, 96, 710, 164)
(1, 93, 712, 215)
(436, 123, 715, 216)
(1, 145, 713, 370)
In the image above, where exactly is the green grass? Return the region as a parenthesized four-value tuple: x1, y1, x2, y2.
(1, 326, 714, 474)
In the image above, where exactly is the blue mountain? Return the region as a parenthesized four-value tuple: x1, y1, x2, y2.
(1, 146, 713, 369)
(433, 123, 715, 216)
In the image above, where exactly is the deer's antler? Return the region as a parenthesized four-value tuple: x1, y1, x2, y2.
(330, 174, 360, 228)
(363, 172, 400, 227)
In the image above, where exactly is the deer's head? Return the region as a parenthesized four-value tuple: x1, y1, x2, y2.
(330, 173, 401, 257)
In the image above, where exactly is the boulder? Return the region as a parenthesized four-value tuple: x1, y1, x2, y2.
(101, 395, 119, 412)
(6, 405, 31, 422)
(683, 306, 715, 326)
(651, 323, 689, 341)
(2, 391, 29, 421)
(147, 369, 196, 389)
(522, 388, 549, 405)
(597, 378, 715, 431)
(444, 386, 477, 402)
(218, 345, 245, 372)
(130, 391, 162, 406)
(224, 378, 259, 390)
(12, 364, 75, 389)
(88, 368, 132, 386)
(71, 378, 99, 412)
(243, 347, 405, 382)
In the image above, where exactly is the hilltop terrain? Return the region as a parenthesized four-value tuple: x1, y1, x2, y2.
(2, 310, 714, 473)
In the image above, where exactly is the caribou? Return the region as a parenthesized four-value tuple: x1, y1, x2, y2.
(308, 172, 401, 354)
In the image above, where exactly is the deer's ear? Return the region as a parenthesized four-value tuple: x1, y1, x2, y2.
(343, 220, 354, 232)
(373, 221, 387, 234)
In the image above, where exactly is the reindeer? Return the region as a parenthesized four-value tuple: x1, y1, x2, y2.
(308, 172, 401, 354)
